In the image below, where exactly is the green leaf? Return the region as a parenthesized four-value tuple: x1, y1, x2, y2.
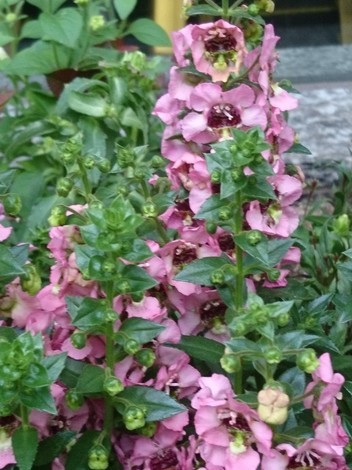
(279, 367, 306, 396)
(75, 364, 105, 394)
(66, 296, 107, 330)
(276, 331, 320, 350)
(12, 427, 39, 470)
(59, 358, 85, 388)
(226, 337, 262, 355)
(0, 245, 28, 285)
(195, 194, 232, 221)
(122, 240, 152, 263)
(75, 245, 100, 273)
(0, 326, 18, 341)
(41, 353, 67, 382)
(118, 318, 165, 344)
(168, 335, 225, 363)
(22, 363, 51, 388)
(128, 19, 171, 47)
(116, 386, 186, 421)
(26, 0, 67, 12)
(6, 41, 70, 75)
(34, 431, 76, 466)
(66, 431, 100, 470)
(186, 4, 221, 16)
(235, 233, 293, 269)
(21, 20, 42, 39)
(285, 142, 312, 155)
(120, 265, 158, 292)
(40, 8, 83, 48)
(20, 386, 57, 414)
(174, 255, 234, 285)
(79, 117, 107, 159)
(121, 107, 143, 129)
(113, 0, 137, 19)
(68, 91, 107, 117)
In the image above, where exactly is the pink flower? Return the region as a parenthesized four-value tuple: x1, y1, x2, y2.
(0, 223, 12, 241)
(189, 20, 247, 82)
(246, 200, 299, 238)
(192, 374, 272, 469)
(180, 83, 267, 144)
(0, 428, 16, 469)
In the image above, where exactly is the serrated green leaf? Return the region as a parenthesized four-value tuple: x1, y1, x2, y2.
(118, 318, 165, 345)
(168, 335, 224, 363)
(12, 427, 39, 470)
(128, 19, 171, 47)
(113, 0, 137, 19)
(174, 255, 234, 285)
(75, 364, 105, 394)
(116, 386, 186, 421)
(34, 431, 76, 466)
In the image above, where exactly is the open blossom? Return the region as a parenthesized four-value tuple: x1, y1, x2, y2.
(192, 374, 272, 469)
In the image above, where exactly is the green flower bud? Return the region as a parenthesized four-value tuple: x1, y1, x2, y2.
(138, 421, 157, 437)
(123, 406, 146, 431)
(205, 221, 217, 234)
(104, 308, 118, 323)
(231, 168, 242, 182)
(3, 193, 22, 216)
(230, 320, 247, 336)
(70, 331, 87, 349)
(276, 312, 290, 327)
(332, 214, 350, 236)
(56, 177, 73, 197)
(296, 348, 319, 374)
(220, 353, 241, 373)
(103, 376, 124, 396)
(211, 269, 225, 285)
(219, 207, 232, 221)
(267, 269, 281, 282)
(88, 445, 109, 470)
(5, 13, 17, 24)
(48, 206, 67, 226)
(264, 347, 282, 365)
(62, 152, 76, 166)
(130, 291, 144, 303)
(119, 281, 131, 294)
(89, 15, 105, 31)
(83, 155, 96, 169)
(97, 159, 111, 173)
(135, 348, 156, 368)
(246, 230, 262, 245)
(117, 148, 134, 168)
(142, 202, 158, 218)
(248, 3, 260, 15)
(124, 339, 140, 355)
(21, 264, 41, 296)
(210, 170, 221, 184)
(65, 389, 84, 410)
(151, 155, 164, 168)
(102, 260, 116, 275)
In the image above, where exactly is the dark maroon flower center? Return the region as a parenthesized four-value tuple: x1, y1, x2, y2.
(287, 453, 320, 469)
(173, 243, 197, 267)
(204, 29, 238, 54)
(150, 449, 178, 470)
(200, 299, 227, 328)
(218, 232, 235, 253)
(208, 104, 241, 129)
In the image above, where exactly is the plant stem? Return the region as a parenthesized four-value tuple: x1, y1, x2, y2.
(20, 404, 29, 430)
(222, 0, 229, 17)
(234, 192, 244, 311)
(234, 361, 243, 395)
(104, 282, 115, 437)
(155, 219, 170, 245)
(78, 161, 92, 202)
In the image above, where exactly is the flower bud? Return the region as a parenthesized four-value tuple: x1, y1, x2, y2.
(135, 348, 156, 368)
(257, 386, 289, 425)
(264, 347, 282, 365)
(103, 376, 124, 396)
(123, 406, 146, 431)
(332, 214, 350, 236)
(219, 207, 232, 221)
(220, 353, 241, 373)
(48, 206, 67, 226)
(142, 202, 158, 218)
(297, 348, 319, 373)
(97, 159, 111, 173)
(70, 331, 87, 349)
(246, 230, 262, 246)
(210, 170, 221, 184)
(124, 339, 140, 355)
(89, 15, 105, 31)
(276, 312, 290, 327)
(211, 269, 225, 285)
(56, 177, 73, 197)
(3, 193, 22, 216)
(83, 155, 96, 169)
(205, 221, 217, 234)
(231, 168, 242, 182)
(138, 421, 157, 437)
(104, 308, 118, 323)
(65, 389, 84, 410)
(88, 444, 109, 470)
(21, 264, 41, 296)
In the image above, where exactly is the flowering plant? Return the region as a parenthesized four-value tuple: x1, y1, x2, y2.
(0, 0, 351, 469)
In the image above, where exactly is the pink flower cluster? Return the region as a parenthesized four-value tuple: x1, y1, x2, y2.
(154, 19, 303, 291)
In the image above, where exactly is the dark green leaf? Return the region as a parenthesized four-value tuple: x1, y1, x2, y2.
(26, 0, 66, 12)
(41, 353, 67, 382)
(122, 240, 152, 262)
(174, 255, 234, 285)
(68, 91, 107, 117)
(169, 335, 225, 363)
(285, 142, 312, 155)
(59, 358, 85, 388)
(66, 431, 100, 470)
(116, 386, 186, 421)
(279, 367, 306, 396)
(75, 364, 105, 394)
(113, 0, 137, 19)
(119, 318, 165, 344)
(195, 194, 231, 221)
(276, 331, 320, 351)
(128, 19, 171, 47)
(120, 265, 158, 292)
(226, 337, 262, 355)
(186, 5, 221, 16)
(12, 427, 39, 470)
(66, 296, 106, 330)
(20, 386, 57, 414)
(0, 245, 27, 284)
(34, 431, 76, 466)
(22, 363, 51, 388)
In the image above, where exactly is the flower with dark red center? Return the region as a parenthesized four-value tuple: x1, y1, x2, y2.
(150, 448, 178, 470)
(180, 83, 267, 144)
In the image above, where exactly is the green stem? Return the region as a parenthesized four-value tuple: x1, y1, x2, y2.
(222, 0, 229, 17)
(234, 361, 243, 395)
(78, 161, 92, 202)
(204, 0, 222, 9)
(234, 192, 244, 311)
(20, 404, 29, 430)
(155, 219, 170, 245)
(104, 282, 115, 438)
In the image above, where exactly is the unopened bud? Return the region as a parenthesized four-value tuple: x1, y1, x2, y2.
(257, 386, 289, 425)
